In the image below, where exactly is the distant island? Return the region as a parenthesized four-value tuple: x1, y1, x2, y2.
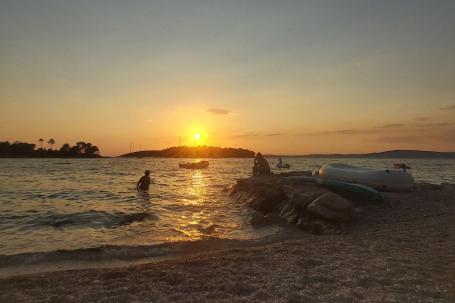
(266, 150, 455, 159)
(0, 140, 101, 158)
(121, 146, 255, 158)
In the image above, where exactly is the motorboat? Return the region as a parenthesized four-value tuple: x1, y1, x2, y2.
(178, 161, 209, 169)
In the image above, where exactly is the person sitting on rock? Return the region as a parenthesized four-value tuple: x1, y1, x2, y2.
(252, 152, 271, 176)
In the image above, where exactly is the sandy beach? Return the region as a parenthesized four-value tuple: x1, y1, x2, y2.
(1, 182, 455, 303)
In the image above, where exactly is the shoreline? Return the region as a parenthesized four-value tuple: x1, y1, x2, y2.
(1, 212, 454, 302)
(1, 181, 455, 301)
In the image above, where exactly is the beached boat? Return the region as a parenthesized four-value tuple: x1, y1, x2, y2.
(286, 175, 384, 203)
(318, 163, 415, 192)
(178, 161, 209, 169)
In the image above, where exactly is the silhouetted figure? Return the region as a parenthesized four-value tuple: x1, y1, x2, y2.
(137, 170, 151, 190)
(252, 152, 271, 176)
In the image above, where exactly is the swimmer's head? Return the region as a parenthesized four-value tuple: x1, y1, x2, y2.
(145, 170, 150, 176)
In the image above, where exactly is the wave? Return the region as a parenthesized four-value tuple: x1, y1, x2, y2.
(0, 237, 271, 269)
(1, 210, 159, 229)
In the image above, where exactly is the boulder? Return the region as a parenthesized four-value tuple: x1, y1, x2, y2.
(307, 193, 354, 223)
(230, 176, 285, 214)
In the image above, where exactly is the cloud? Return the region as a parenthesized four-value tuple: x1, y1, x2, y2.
(415, 117, 429, 122)
(228, 132, 259, 139)
(440, 105, 455, 110)
(417, 122, 455, 127)
(375, 123, 405, 129)
(375, 135, 421, 143)
(207, 108, 230, 115)
(266, 133, 283, 136)
(306, 129, 377, 136)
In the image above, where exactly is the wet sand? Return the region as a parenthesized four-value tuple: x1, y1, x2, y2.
(1, 183, 455, 302)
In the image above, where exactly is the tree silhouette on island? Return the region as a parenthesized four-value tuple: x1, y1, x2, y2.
(0, 141, 101, 158)
(121, 146, 256, 158)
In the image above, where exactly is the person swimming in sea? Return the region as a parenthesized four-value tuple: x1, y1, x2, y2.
(137, 170, 151, 191)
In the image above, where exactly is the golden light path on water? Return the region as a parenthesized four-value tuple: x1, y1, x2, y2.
(172, 169, 212, 241)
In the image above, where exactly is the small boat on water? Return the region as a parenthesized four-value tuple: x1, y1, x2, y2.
(178, 161, 209, 169)
(276, 157, 291, 169)
(276, 163, 290, 169)
(319, 163, 415, 192)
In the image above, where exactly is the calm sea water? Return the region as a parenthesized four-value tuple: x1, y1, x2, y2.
(1, 157, 454, 255)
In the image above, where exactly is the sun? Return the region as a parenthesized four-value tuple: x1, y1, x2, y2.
(194, 133, 201, 140)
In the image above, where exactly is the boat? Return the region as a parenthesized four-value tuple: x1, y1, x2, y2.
(286, 176, 384, 203)
(318, 163, 415, 192)
(276, 157, 290, 169)
(178, 161, 209, 169)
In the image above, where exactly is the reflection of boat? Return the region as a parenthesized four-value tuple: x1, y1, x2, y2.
(276, 163, 290, 169)
(178, 161, 209, 169)
(319, 163, 414, 192)
(393, 163, 411, 170)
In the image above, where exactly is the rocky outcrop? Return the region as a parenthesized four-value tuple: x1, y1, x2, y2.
(307, 193, 353, 223)
(228, 173, 355, 233)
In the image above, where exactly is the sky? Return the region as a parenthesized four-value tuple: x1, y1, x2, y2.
(1, 0, 455, 156)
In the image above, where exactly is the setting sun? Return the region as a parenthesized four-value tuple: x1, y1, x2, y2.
(194, 133, 201, 140)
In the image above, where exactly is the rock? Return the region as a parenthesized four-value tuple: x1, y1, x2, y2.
(279, 170, 313, 177)
(250, 187, 284, 213)
(307, 193, 353, 223)
(250, 213, 282, 226)
(296, 218, 307, 229)
(230, 176, 285, 214)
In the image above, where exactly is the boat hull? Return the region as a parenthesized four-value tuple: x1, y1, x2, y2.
(319, 163, 415, 192)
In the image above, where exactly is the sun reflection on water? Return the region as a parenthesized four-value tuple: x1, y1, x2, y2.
(168, 169, 217, 241)
(184, 170, 207, 204)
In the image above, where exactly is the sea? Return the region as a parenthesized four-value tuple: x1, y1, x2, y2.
(1, 157, 454, 257)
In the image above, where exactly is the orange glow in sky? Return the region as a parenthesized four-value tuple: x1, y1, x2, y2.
(1, 1, 455, 156)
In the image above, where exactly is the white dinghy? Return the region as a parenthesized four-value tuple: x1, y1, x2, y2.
(319, 163, 415, 192)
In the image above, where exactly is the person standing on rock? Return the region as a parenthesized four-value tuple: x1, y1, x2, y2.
(252, 152, 271, 176)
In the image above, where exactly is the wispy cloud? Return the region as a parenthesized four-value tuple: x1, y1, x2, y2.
(228, 132, 259, 139)
(375, 123, 405, 129)
(375, 135, 421, 143)
(227, 132, 283, 139)
(415, 117, 429, 122)
(207, 108, 230, 115)
(440, 104, 455, 110)
(416, 122, 455, 127)
(306, 129, 377, 136)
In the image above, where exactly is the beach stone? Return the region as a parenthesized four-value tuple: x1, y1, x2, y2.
(250, 213, 282, 226)
(307, 193, 354, 223)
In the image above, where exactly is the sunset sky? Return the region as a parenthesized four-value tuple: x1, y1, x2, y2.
(1, 0, 455, 156)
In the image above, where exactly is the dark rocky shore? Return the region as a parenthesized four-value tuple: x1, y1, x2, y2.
(1, 173, 455, 302)
(227, 172, 455, 234)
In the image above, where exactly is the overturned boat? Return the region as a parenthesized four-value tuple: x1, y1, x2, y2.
(178, 161, 209, 169)
(319, 163, 415, 192)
